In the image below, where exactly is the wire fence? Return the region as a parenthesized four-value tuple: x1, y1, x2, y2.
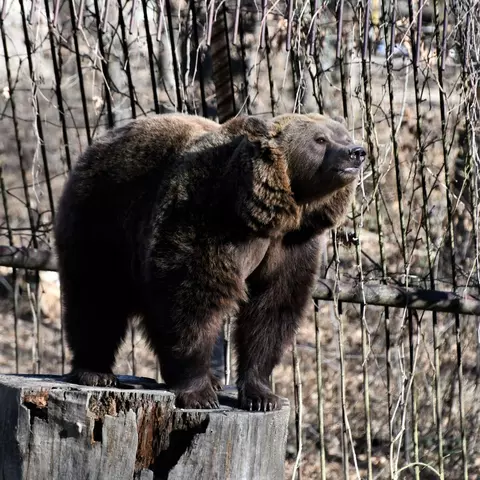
(0, 0, 479, 478)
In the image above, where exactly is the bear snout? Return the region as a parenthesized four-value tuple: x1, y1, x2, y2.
(348, 146, 366, 164)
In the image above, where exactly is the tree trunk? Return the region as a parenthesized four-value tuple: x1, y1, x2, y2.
(0, 374, 290, 480)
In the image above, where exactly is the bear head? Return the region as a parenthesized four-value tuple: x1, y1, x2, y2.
(270, 113, 366, 204)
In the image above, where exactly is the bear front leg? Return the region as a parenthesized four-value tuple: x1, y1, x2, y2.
(143, 262, 243, 409)
(158, 343, 221, 409)
(234, 239, 320, 411)
(235, 295, 299, 412)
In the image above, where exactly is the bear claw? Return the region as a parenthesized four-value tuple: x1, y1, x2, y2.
(238, 386, 282, 412)
(210, 373, 223, 391)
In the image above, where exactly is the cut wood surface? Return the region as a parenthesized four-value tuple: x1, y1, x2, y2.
(0, 374, 290, 480)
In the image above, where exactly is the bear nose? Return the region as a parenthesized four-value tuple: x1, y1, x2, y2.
(349, 146, 366, 162)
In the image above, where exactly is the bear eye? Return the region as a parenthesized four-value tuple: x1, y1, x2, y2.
(315, 136, 326, 144)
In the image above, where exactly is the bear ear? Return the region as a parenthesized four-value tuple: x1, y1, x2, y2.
(241, 116, 272, 139)
(331, 115, 347, 126)
(221, 115, 273, 141)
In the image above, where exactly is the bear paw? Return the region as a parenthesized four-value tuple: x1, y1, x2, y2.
(238, 385, 282, 412)
(64, 369, 118, 387)
(174, 384, 220, 409)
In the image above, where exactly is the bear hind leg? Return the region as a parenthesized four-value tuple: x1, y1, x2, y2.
(62, 283, 131, 388)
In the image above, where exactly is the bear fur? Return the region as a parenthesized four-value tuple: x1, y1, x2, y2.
(54, 112, 365, 411)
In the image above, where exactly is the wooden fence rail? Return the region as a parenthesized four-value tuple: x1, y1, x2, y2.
(1, 245, 478, 316)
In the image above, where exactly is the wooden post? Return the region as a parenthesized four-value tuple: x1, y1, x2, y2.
(0, 374, 290, 480)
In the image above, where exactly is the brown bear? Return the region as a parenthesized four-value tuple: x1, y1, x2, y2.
(54, 112, 365, 411)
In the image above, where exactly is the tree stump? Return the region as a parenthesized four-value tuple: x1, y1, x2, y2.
(0, 374, 290, 480)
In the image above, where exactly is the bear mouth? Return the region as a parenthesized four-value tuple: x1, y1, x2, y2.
(335, 165, 362, 175)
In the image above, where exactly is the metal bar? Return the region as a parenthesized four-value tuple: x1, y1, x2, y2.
(451, 0, 475, 476)
(93, 0, 115, 128)
(118, 0, 137, 118)
(68, 0, 92, 144)
(434, 0, 468, 475)
(1, 8, 42, 374)
(335, 0, 349, 120)
(259, 0, 266, 49)
(286, 0, 293, 51)
(233, 0, 240, 45)
(291, 336, 303, 480)
(43, 0, 72, 170)
(164, 0, 183, 110)
(129, 0, 138, 33)
(19, 0, 56, 218)
(140, 0, 160, 113)
(156, 0, 164, 41)
(0, 166, 19, 373)
(381, 0, 401, 474)
(308, 0, 319, 55)
(210, 2, 237, 121)
(314, 301, 326, 480)
(408, 309, 420, 479)
(406, 0, 444, 475)
(331, 231, 350, 480)
(190, 0, 208, 117)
